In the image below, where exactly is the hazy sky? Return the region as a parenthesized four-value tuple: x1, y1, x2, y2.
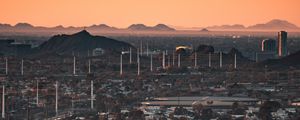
(1, 0, 300, 28)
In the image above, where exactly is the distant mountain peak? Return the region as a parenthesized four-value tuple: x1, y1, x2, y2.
(267, 19, 289, 24)
(128, 24, 147, 29)
(207, 24, 245, 30)
(153, 24, 176, 31)
(154, 24, 168, 27)
(14, 22, 34, 28)
(128, 23, 175, 31)
(248, 19, 299, 30)
(72, 30, 91, 37)
(98, 24, 110, 27)
(200, 28, 209, 32)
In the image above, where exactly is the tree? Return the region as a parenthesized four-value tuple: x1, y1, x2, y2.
(192, 101, 203, 118)
(128, 109, 144, 120)
(232, 102, 246, 115)
(258, 101, 281, 120)
(201, 108, 214, 120)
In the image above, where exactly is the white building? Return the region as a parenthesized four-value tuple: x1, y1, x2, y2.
(92, 48, 105, 56)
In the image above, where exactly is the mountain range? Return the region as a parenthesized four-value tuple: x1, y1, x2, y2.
(0, 23, 176, 32)
(0, 19, 299, 32)
(206, 19, 299, 31)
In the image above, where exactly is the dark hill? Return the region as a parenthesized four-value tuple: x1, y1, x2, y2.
(195, 45, 214, 54)
(261, 50, 300, 68)
(36, 30, 134, 55)
(191, 46, 253, 66)
(228, 48, 243, 57)
(224, 48, 252, 63)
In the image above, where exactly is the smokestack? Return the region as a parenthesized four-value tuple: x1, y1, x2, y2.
(194, 52, 197, 68)
(178, 54, 181, 68)
(150, 54, 153, 72)
(162, 51, 165, 69)
(87, 50, 90, 57)
(73, 56, 76, 75)
(234, 54, 237, 69)
(2, 85, 4, 119)
(208, 53, 211, 67)
(5, 57, 7, 75)
(91, 80, 94, 109)
(120, 54, 123, 76)
(220, 52, 222, 68)
(55, 81, 58, 116)
(129, 47, 132, 64)
(21, 59, 24, 75)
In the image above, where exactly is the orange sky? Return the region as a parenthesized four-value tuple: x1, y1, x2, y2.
(1, 0, 300, 28)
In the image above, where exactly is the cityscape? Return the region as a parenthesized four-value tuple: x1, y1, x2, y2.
(1, 0, 300, 120)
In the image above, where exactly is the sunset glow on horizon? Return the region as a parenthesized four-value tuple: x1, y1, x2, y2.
(1, 0, 300, 28)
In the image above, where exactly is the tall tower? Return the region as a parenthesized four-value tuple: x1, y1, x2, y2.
(278, 31, 287, 57)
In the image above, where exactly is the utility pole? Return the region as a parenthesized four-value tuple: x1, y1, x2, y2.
(162, 51, 165, 69)
(2, 85, 4, 119)
(194, 52, 197, 68)
(146, 42, 149, 56)
(234, 54, 237, 69)
(172, 51, 175, 66)
(21, 59, 24, 75)
(5, 57, 8, 75)
(73, 56, 76, 75)
(150, 54, 153, 72)
(208, 53, 211, 68)
(137, 50, 140, 76)
(91, 80, 94, 109)
(88, 59, 91, 74)
(129, 47, 132, 64)
(36, 80, 39, 106)
(140, 40, 143, 56)
(220, 52, 222, 68)
(177, 54, 181, 68)
(55, 81, 58, 116)
(168, 56, 170, 67)
(120, 54, 123, 76)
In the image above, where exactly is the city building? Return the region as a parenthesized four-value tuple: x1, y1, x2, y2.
(175, 45, 192, 55)
(92, 48, 105, 56)
(256, 39, 277, 61)
(262, 39, 276, 52)
(278, 31, 287, 57)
